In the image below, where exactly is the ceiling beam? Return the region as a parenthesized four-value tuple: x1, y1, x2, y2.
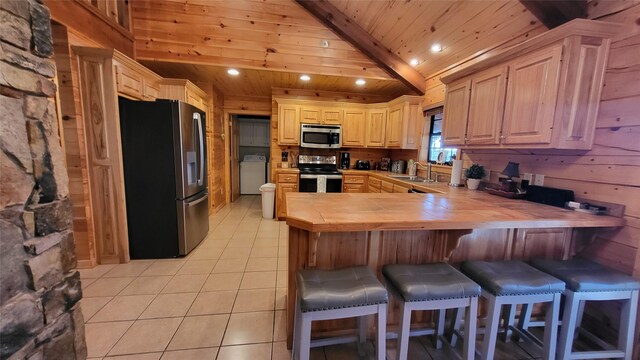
(520, 0, 588, 29)
(295, 0, 426, 95)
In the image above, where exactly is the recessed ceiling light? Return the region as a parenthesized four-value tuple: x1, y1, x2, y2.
(355, 79, 366, 86)
(431, 43, 443, 53)
(227, 68, 240, 76)
(410, 58, 420, 66)
(300, 74, 311, 81)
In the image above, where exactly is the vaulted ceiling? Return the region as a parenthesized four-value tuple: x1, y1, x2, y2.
(131, 0, 547, 97)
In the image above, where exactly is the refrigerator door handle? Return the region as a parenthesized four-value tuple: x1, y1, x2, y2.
(186, 192, 208, 207)
(194, 113, 205, 186)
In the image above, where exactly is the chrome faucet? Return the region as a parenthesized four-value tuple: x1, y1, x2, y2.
(414, 162, 436, 182)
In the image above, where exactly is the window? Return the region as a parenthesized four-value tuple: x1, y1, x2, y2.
(421, 107, 457, 165)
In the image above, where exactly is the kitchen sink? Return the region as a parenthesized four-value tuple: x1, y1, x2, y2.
(388, 175, 434, 183)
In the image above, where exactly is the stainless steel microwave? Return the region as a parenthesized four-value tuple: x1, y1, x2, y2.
(300, 124, 342, 149)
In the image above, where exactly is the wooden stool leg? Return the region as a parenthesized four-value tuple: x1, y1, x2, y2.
(450, 307, 463, 347)
(503, 304, 517, 343)
(397, 301, 411, 360)
(558, 291, 580, 360)
(463, 297, 478, 360)
(434, 309, 446, 349)
(300, 313, 312, 360)
(542, 293, 561, 360)
(481, 294, 501, 360)
(618, 290, 639, 360)
(377, 303, 387, 360)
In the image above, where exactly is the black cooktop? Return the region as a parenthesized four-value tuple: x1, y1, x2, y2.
(298, 167, 341, 175)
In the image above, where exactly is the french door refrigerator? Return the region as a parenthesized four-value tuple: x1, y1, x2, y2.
(118, 97, 209, 258)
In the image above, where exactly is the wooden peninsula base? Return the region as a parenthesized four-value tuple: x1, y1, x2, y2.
(284, 192, 624, 348)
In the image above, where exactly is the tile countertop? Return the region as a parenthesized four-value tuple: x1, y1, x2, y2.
(283, 187, 624, 233)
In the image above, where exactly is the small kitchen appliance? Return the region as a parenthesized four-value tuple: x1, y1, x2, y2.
(340, 152, 351, 169)
(355, 160, 370, 170)
(300, 124, 342, 149)
(391, 160, 407, 174)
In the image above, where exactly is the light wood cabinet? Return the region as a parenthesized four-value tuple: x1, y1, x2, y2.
(393, 184, 411, 193)
(512, 228, 571, 260)
(442, 79, 471, 146)
(368, 177, 382, 193)
(440, 21, 616, 150)
(276, 96, 422, 149)
(113, 56, 162, 101)
(278, 104, 300, 145)
(321, 108, 343, 125)
(380, 180, 394, 193)
(300, 106, 321, 124)
(342, 109, 366, 147)
(342, 174, 367, 193)
(385, 104, 403, 148)
(466, 66, 508, 145)
(366, 108, 387, 148)
(501, 45, 562, 145)
(159, 79, 209, 112)
(276, 171, 299, 219)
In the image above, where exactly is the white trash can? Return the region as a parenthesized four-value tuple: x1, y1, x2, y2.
(259, 183, 276, 219)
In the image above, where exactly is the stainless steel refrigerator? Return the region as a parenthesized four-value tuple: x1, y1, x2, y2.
(118, 97, 209, 258)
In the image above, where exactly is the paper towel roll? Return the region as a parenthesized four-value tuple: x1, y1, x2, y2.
(450, 160, 463, 186)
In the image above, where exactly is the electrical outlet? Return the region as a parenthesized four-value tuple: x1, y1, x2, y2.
(523, 173, 533, 182)
(533, 174, 545, 186)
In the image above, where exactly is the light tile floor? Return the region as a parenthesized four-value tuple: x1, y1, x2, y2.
(80, 195, 542, 359)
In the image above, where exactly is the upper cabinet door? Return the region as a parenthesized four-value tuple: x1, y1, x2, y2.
(300, 106, 321, 124)
(278, 104, 300, 145)
(385, 104, 403, 148)
(466, 66, 508, 145)
(502, 45, 562, 145)
(321, 108, 343, 125)
(342, 108, 366, 147)
(366, 108, 387, 148)
(442, 79, 471, 146)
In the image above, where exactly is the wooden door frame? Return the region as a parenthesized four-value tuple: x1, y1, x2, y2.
(224, 110, 271, 204)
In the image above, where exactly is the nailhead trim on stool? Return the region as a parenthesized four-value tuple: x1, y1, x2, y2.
(383, 263, 481, 360)
(531, 258, 640, 360)
(462, 260, 565, 360)
(293, 266, 388, 360)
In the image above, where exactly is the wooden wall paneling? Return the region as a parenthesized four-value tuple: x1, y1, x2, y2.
(512, 228, 572, 260)
(448, 229, 513, 263)
(223, 95, 272, 114)
(74, 48, 130, 264)
(52, 23, 97, 268)
(46, 0, 135, 56)
(271, 88, 394, 103)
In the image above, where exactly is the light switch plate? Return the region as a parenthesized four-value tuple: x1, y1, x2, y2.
(523, 173, 533, 182)
(534, 174, 545, 186)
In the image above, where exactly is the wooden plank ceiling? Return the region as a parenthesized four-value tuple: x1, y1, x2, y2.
(131, 0, 547, 96)
(141, 61, 410, 97)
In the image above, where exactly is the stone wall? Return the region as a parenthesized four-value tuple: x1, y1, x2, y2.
(0, 0, 86, 359)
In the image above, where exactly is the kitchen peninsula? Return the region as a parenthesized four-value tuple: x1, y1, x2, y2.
(284, 188, 625, 346)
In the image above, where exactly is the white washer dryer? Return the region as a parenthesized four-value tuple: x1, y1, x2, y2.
(240, 154, 267, 195)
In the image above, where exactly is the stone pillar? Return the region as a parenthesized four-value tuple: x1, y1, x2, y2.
(0, 0, 87, 359)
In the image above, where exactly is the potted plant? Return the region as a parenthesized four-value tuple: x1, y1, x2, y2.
(464, 163, 486, 190)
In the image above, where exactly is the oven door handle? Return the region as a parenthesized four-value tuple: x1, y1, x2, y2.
(300, 174, 342, 180)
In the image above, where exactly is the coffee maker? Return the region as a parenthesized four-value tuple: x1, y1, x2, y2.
(340, 152, 350, 169)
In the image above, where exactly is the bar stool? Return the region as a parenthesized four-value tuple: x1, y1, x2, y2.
(382, 263, 481, 360)
(461, 260, 565, 360)
(530, 258, 640, 360)
(293, 266, 388, 360)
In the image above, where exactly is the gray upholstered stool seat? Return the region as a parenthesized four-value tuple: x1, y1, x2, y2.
(293, 266, 388, 360)
(529, 258, 639, 360)
(530, 258, 640, 292)
(462, 261, 564, 360)
(383, 263, 481, 301)
(297, 266, 388, 312)
(382, 263, 480, 360)
(461, 260, 565, 296)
